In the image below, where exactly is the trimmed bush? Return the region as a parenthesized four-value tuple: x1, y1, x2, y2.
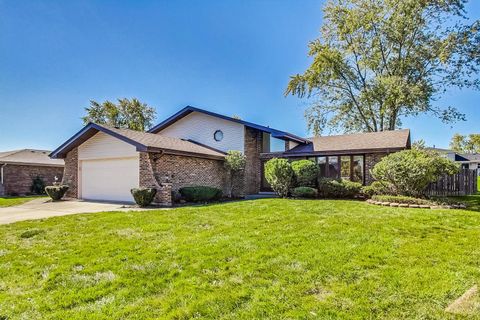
(318, 178, 362, 198)
(179, 186, 223, 202)
(371, 195, 434, 206)
(30, 176, 46, 195)
(292, 187, 318, 198)
(360, 181, 394, 198)
(264, 158, 294, 198)
(291, 160, 318, 187)
(45, 185, 69, 201)
(131, 188, 157, 207)
(371, 149, 459, 197)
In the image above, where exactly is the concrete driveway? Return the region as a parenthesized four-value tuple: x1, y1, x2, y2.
(0, 198, 160, 225)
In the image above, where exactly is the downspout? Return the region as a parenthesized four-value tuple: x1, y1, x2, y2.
(0, 163, 6, 185)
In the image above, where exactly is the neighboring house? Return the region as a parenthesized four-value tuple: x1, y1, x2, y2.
(0, 149, 64, 196)
(429, 148, 480, 170)
(50, 106, 411, 204)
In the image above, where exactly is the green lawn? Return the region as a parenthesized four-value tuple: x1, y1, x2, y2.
(1, 199, 480, 319)
(0, 196, 43, 207)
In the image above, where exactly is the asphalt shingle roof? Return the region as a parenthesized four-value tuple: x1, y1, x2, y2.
(0, 149, 64, 166)
(103, 125, 226, 158)
(284, 129, 411, 155)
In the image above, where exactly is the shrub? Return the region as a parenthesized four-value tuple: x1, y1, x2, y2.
(224, 151, 246, 198)
(264, 158, 294, 198)
(45, 185, 69, 201)
(179, 186, 223, 202)
(371, 195, 434, 206)
(360, 181, 395, 198)
(292, 186, 318, 198)
(318, 178, 362, 198)
(131, 188, 157, 207)
(30, 176, 46, 195)
(371, 149, 459, 197)
(291, 160, 318, 187)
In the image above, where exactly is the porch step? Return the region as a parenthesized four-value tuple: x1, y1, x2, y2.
(245, 192, 278, 200)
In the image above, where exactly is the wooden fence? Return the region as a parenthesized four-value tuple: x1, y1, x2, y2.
(425, 169, 478, 196)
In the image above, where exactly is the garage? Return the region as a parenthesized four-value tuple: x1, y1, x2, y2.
(80, 157, 139, 202)
(77, 131, 140, 202)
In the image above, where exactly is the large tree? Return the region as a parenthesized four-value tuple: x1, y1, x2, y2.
(286, 0, 480, 135)
(82, 98, 156, 131)
(450, 133, 480, 153)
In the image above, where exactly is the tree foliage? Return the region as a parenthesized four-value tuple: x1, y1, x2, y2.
(264, 158, 294, 198)
(449, 133, 480, 153)
(82, 98, 156, 131)
(371, 149, 459, 197)
(286, 0, 479, 135)
(224, 150, 247, 197)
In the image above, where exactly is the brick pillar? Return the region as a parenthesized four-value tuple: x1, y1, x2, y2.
(62, 148, 78, 198)
(244, 127, 262, 194)
(157, 183, 172, 206)
(139, 152, 173, 206)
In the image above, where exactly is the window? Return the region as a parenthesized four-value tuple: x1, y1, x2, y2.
(340, 156, 351, 180)
(315, 155, 364, 183)
(317, 157, 327, 177)
(214, 130, 223, 142)
(327, 156, 339, 179)
(352, 155, 364, 183)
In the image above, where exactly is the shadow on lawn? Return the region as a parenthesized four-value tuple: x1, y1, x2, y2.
(447, 193, 480, 212)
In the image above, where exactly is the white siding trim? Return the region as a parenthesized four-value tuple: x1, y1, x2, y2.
(157, 112, 245, 153)
(78, 132, 138, 160)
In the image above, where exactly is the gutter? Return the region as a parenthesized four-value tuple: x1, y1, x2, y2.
(1, 163, 7, 185)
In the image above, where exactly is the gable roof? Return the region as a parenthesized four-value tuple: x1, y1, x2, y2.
(147, 106, 309, 144)
(50, 123, 226, 160)
(277, 129, 411, 156)
(0, 149, 64, 167)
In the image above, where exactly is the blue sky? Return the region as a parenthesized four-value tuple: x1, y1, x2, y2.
(0, 0, 479, 151)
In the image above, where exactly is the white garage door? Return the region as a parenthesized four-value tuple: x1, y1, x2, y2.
(80, 157, 139, 202)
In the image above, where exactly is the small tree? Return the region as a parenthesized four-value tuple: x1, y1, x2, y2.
(264, 158, 294, 198)
(291, 160, 318, 187)
(224, 151, 246, 198)
(30, 176, 46, 195)
(371, 149, 459, 197)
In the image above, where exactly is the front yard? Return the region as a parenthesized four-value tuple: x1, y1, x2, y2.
(1, 198, 480, 319)
(0, 196, 44, 207)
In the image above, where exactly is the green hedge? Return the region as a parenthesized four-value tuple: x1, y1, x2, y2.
(291, 160, 318, 188)
(45, 186, 69, 201)
(292, 186, 318, 198)
(179, 186, 223, 202)
(360, 181, 394, 198)
(131, 188, 157, 207)
(318, 178, 362, 198)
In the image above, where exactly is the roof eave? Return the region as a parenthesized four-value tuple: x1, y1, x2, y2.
(148, 106, 309, 144)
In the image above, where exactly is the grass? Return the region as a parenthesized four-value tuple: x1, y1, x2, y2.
(1, 198, 480, 319)
(0, 195, 44, 207)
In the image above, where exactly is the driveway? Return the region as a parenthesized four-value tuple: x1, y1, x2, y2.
(0, 198, 162, 225)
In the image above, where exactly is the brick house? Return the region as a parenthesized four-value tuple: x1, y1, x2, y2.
(50, 106, 411, 204)
(0, 149, 64, 196)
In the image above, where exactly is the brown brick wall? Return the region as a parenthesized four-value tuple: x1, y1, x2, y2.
(244, 127, 262, 194)
(2, 164, 63, 196)
(141, 152, 232, 198)
(62, 148, 78, 198)
(365, 152, 389, 185)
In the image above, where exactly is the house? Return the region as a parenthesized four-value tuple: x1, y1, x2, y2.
(429, 148, 480, 170)
(50, 106, 411, 204)
(0, 149, 64, 196)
